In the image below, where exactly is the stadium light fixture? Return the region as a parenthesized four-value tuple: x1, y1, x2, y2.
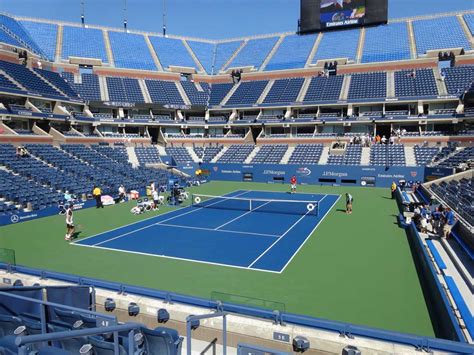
(292, 336, 310, 353)
(157, 308, 170, 323)
(128, 302, 140, 317)
(104, 298, 116, 312)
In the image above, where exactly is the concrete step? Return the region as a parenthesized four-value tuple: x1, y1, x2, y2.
(138, 79, 152, 104)
(186, 146, 200, 163)
(222, 40, 247, 72)
(245, 146, 260, 164)
(98, 76, 109, 101)
(319, 146, 330, 165)
(260, 35, 285, 71)
(407, 21, 417, 59)
(297, 77, 312, 102)
(127, 147, 139, 167)
(55, 25, 63, 62)
(211, 146, 228, 163)
(387, 71, 395, 98)
(257, 80, 275, 104)
(433, 68, 448, 96)
(305, 32, 323, 67)
(176, 82, 192, 106)
(220, 82, 240, 106)
(281, 146, 295, 164)
(361, 147, 371, 165)
(103, 30, 115, 66)
(156, 144, 167, 156)
(339, 75, 351, 101)
(355, 27, 366, 63)
(404, 145, 417, 167)
(145, 34, 163, 71)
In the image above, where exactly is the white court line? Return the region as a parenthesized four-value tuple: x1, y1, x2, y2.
(214, 201, 272, 230)
(247, 194, 330, 269)
(73, 242, 282, 274)
(91, 190, 251, 247)
(157, 223, 279, 238)
(278, 194, 341, 273)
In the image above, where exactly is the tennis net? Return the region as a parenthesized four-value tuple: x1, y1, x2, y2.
(191, 194, 319, 216)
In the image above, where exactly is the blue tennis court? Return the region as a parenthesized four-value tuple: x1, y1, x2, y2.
(75, 190, 340, 273)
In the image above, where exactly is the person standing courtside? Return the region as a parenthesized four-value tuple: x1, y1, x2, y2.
(345, 193, 353, 214)
(64, 204, 75, 241)
(391, 181, 397, 199)
(93, 185, 103, 208)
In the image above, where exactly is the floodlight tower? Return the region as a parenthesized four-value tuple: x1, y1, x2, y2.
(80, 0, 85, 26)
(162, 0, 167, 36)
(123, 0, 128, 30)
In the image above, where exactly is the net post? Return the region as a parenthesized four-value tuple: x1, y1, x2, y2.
(249, 199, 252, 212)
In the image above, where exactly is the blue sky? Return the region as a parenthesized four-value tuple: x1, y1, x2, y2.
(1, 0, 473, 39)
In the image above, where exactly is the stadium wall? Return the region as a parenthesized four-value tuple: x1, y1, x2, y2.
(202, 163, 426, 188)
(405, 223, 465, 341)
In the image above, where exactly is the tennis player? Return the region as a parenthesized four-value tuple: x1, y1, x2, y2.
(290, 175, 297, 194)
(64, 204, 75, 241)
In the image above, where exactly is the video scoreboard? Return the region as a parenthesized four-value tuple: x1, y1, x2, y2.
(299, 0, 388, 34)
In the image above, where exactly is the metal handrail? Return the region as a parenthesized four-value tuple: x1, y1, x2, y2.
(15, 323, 141, 355)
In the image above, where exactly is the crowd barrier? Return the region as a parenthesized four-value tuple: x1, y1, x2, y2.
(2, 263, 473, 353)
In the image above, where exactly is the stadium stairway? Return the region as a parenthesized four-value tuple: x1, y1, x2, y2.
(0, 68, 25, 90)
(433, 68, 448, 96)
(126, 146, 139, 167)
(339, 75, 351, 101)
(387, 71, 395, 98)
(176, 82, 192, 106)
(98, 76, 109, 101)
(138, 79, 153, 103)
(361, 147, 371, 165)
(404, 146, 417, 167)
(296, 77, 312, 102)
(103, 30, 115, 66)
(220, 82, 240, 106)
(244, 146, 260, 164)
(305, 33, 322, 67)
(280, 146, 295, 164)
(144, 34, 164, 71)
(183, 40, 205, 73)
(211, 146, 228, 162)
(33, 70, 67, 97)
(55, 24, 63, 62)
(259, 35, 285, 71)
(186, 146, 200, 162)
(407, 21, 417, 59)
(319, 146, 330, 164)
(257, 80, 274, 104)
(156, 144, 167, 157)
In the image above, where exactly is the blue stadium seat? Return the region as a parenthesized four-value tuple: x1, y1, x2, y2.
(187, 40, 215, 74)
(312, 29, 360, 63)
(226, 80, 268, 106)
(108, 31, 156, 71)
(263, 78, 304, 105)
(266, 34, 317, 71)
(214, 41, 244, 73)
(61, 72, 101, 101)
(303, 75, 344, 102)
(150, 36, 197, 70)
(362, 23, 411, 63)
(227, 37, 279, 70)
(412, 16, 471, 55)
(348, 72, 386, 100)
(288, 144, 323, 164)
(21, 21, 58, 61)
(62, 26, 108, 62)
(394, 69, 438, 98)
